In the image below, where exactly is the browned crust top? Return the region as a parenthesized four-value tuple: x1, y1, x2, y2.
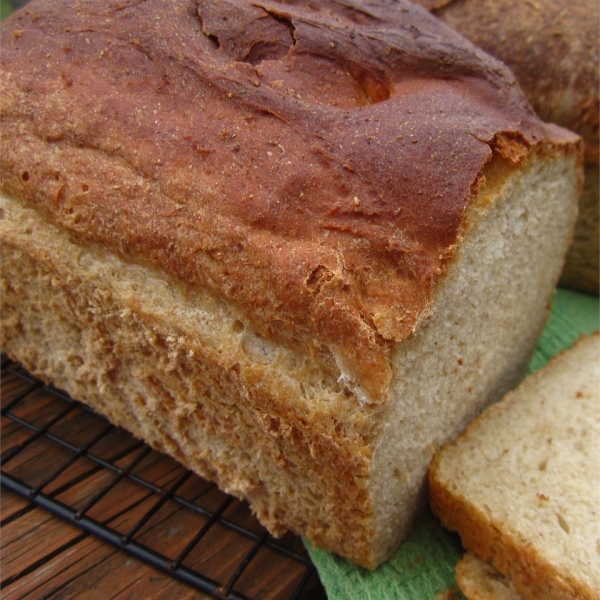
(0, 0, 578, 402)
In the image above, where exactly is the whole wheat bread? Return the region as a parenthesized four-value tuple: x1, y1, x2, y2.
(0, 0, 582, 567)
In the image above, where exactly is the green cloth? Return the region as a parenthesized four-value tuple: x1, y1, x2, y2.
(0, 0, 13, 20)
(307, 287, 599, 600)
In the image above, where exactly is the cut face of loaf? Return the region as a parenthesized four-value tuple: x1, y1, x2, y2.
(0, 0, 582, 568)
(430, 333, 600, 599)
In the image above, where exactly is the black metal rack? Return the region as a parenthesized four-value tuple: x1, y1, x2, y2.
(1, 356, 327, 599)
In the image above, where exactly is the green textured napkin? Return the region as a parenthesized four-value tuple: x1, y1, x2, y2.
(0, 0, 13, 20)
(307, 287, 599, 600)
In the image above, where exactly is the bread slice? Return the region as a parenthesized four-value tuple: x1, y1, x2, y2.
(456, 553, 522, 600)
(430, 333, 600, 599)
(0, 0, 582, 568)
(414, 0, 599, 293)
(456, 548, 600, 600)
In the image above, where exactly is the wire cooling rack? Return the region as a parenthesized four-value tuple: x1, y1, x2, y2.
(0, 355, 327, 599)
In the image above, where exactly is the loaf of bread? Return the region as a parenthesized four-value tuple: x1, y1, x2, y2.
(414, 0, 600, 294)
(430, 333, 600, 599)
(0, 0, 582, 568)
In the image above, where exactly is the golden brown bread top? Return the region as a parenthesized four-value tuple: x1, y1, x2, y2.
(0, 0, 579, 403)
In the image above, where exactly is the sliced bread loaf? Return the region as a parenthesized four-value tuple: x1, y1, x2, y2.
(430, 333, 600, 599)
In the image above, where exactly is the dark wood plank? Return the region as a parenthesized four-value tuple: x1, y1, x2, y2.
(0, 486, 32, 522)
(43, 545, 210, 600)
(0, 489, 211, 600)
(1, 503, 84, 585)
(2, 525, 108, 600)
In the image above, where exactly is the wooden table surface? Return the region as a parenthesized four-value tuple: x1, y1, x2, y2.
(1, 360, 327, 600)
(2, 487, 214, 600)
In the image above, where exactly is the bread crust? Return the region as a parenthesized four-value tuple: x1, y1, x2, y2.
(456, 553, 522, 600)
(0, 0, 579, 403)
(560, 164, 599, 294)
(0, 193, 379, 566)
(430, 473, 599, 600)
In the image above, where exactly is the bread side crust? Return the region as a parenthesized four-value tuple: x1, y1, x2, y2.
(0, 192, 382, 567)
(430, 334, 600, 600)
